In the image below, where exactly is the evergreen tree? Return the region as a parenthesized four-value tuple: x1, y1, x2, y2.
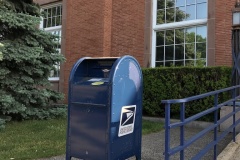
(0, 0, 65, 126)
(0, 43, 3, 61)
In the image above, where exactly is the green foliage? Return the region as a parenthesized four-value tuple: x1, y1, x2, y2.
(0, 118, 6, 130)
(0, 0, 65, 128)
(21, 105, 67, 120)
(142, 120, 164, 135)
(142, 67, 232, 121)
(0, 43, 3, 61)
(0, 118, 67, 159)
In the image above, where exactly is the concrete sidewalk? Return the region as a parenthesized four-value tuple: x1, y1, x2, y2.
(38, 120, 233, 160)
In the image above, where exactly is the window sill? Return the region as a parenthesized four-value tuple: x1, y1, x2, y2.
(49, 77, 60, 82)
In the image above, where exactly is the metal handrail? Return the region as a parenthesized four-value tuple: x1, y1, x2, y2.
(161, 85, 240, 160)
(162, 85, 240, 104)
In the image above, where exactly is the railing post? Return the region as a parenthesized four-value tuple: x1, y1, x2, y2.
(214, 94, 218, 160)
(233, 87, 236, 142)
(180, 103, 185, 160)
(165, 103, 171, 160)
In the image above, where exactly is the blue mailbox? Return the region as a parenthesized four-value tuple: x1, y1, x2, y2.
(66, 56, 143, 160)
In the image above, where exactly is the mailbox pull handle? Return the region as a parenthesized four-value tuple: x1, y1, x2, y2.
(102, 69, 110, 78)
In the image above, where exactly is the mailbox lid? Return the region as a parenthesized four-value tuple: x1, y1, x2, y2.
(69, 57, 119, 84)
(69, 57, 119, 105)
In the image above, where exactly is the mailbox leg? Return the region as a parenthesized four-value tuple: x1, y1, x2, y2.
(66, 153, 71, 160)
(136, 155, 141, 160)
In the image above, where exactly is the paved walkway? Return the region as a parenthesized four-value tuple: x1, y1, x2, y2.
(38, 122, 232, 160)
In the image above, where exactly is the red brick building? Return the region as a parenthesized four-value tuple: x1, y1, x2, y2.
(34, 0, 236, 102)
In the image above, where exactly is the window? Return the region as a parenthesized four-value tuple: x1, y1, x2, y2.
(152, 0, 207, 67)
(42, 4, 62, 28)
(40, 3, 62, 80)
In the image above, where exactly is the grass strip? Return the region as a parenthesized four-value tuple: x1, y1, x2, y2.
(0, 118, 163, 160)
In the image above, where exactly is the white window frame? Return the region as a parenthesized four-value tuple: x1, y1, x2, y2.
(40, 2, 62, 81)
(151, 0, 208, 67)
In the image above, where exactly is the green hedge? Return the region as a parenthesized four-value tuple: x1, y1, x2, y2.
(142, 66, 232, 120)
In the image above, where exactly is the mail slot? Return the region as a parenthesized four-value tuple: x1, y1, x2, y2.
(66, 56, 143, 160)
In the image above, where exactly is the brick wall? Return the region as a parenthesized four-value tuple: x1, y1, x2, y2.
(110, 0, 145, 65)
(215, 0, 235, 66)
(62, 0, 145, 102)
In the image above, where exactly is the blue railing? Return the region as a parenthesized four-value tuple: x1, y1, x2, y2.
(161, 85, 240, 160)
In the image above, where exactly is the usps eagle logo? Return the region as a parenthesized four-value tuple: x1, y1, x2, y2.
(118, 105, 136, 137)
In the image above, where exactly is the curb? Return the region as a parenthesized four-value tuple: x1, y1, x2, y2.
(217, 133, 240, 160)
(143, 116, 213, 130)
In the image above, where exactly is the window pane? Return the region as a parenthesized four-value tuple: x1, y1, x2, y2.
(55, 16, 60, 26)
(196, 59, 206, 66)
(52, 7, 57, 16)
(153, 24, 207, 67)
(175, 61, 184, 66)
(50, 64, 60, 77)
(51, 17, 54, 27)
(43, 18, 47, 28)
(176, 6, 186, 22)
(185, 60, 195, 66)
(157, 0, 165, 9)
(166, 30, 174, 45)
(156, 46, 164, 61)
(166, 8, 175, 23)
(156, 0, 207, 26)
(196, 26, 207, 42)
(165, 45, 174, 60)
(165, 61, 174, 67)
(197, 0, 207, 3)
(196, 43, 206, 58)
(185, 43, 195, 59)
(156, 62, 164, 67)
(48, 8, 52, 17)
(156, 31, 165, 46)
(197, 3, 207, 19)
(52, 16, 56, 26)
(166, 0, 175, 8)
(157, 9, 165, 24)
(187, 0, 196, 5)
(176, 0, 185, 7)
(186, 5, 196, 20)
(175, 44, 184, 60)
(43, 9, 47, 18)
(186, 27, 195, 43)
(175, 29, 184, 44)
(47, 18, 52, 27)
(41, 5, 62, 78)
(57, 6, 61, 15)
(60, 6, 62, 15)
(42, 5, 62, 28)
(59, 16, 62, 25)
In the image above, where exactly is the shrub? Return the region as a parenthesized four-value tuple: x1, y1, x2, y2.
(142, 66, 232, 120)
